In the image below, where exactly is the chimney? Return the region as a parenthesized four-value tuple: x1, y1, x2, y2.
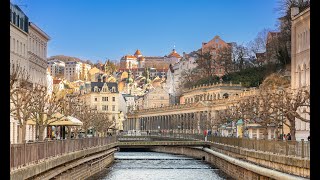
(291, 6, 299, 18)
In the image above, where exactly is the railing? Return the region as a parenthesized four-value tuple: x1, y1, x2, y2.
(10, 136, 117, 170)
(207, 136, 310, 159)
(131, 133, 310, 159)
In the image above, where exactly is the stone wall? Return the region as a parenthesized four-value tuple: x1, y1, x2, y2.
(150, 146, 307, 180)
(54, 154, 114, 180)
(209, 143, 309, 178)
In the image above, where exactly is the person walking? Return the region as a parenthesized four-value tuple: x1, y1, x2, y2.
(287, 133, 291, 140)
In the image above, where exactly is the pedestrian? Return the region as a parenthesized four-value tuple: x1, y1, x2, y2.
(283, 134, 286, 141)
(287, 133, 291, 140)
(308, 136, 310, 141)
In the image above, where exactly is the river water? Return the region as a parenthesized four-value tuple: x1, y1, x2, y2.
(90, 150, 231, 180)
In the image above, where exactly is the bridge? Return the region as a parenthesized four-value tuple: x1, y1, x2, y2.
(10, 135, 310, 180)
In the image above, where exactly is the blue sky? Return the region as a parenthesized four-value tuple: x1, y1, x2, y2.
(13, 0, 281, 63)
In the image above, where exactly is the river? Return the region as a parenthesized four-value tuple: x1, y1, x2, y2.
(89, 150, 231, 180)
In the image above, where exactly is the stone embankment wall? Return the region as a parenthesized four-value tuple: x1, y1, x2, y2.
(209, 143, 309, 178)
(150, 146, 308, 180)
(53, 153, 114, 180)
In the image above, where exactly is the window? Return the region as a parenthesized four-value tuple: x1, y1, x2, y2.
(112, 115, 116, 121)
(93, 105, 97, 110)
(102, 97, 107, 101)
(112, 105, 115, 111)
(94, 97, 98, 101)
(102, 105, 107, 111)
(112, 97, 115, 102)
(13, 12, 16, 24)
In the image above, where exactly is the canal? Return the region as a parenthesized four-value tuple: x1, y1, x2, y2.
(89, 150, 231, 180)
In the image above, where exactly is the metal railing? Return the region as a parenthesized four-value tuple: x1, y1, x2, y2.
(131, 132, 310, 158)
(10, 136, 117, 170)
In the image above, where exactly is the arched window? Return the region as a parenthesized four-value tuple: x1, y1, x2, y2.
(223, 93, 229, 99)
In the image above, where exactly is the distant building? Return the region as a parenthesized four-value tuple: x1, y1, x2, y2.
(82, 82, 123, 131)
(266, 32, 280, 63)
(201, 35, 232, 77)
(291, 6, 310, 141)
(81, 63, 91, 81)
(53, 79, 64, 93)
(48, 60, 65, 78)
(143, 87, 170, 109)
(64, 61, 82, 82)
(165, 52, 198, 104)
(120, 49, 145, 70)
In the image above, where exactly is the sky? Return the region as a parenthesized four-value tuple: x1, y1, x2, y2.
(12, 0, 281, 63)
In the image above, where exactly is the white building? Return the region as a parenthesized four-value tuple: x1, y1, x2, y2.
(165, 52, 198, 104)
(291, 6, 310, 141)
(48, 60, 65, 77)
(10, 3, 50, 143)
(64, 61, 82, 82)
(27, 22, 50, 87)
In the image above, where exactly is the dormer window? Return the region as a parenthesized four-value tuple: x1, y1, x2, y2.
(112, 87, 116, 92)
(94, 86, 98, 92)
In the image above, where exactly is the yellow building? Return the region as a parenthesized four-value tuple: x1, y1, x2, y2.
(82, 82, 123, 131)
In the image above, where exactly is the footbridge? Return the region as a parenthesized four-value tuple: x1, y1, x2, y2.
(10, 135, 310, 180)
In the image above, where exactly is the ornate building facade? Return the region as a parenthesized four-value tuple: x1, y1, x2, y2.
(291, 6, 310, 141)
(28, 22, 50, 86)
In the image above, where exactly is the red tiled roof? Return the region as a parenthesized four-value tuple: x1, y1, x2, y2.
(134, 49, 142, 55)
(53, 80, 62, 84)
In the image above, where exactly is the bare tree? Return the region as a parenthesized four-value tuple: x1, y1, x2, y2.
(181, 68, 200, 88)
(216, 45, 234, 74)
(195, 48, 219, 83)
(29, 86, 64, 141)
(93, 113, 114, 137)
(273, 88, 310, 140)
(10, 63, 33, 143)
(248, 28, 270, 55)
(233, 44, 249, 71)
(74, 101, 97, 137)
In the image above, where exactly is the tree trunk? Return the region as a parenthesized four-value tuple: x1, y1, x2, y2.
(263, 127, 269, 140)
(288, 116, 296, 141)
(39, 126, 46, 141)
(19, 124, 27, 143)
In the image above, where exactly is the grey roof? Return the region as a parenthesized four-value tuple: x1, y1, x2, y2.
(90, 82, 118, 93)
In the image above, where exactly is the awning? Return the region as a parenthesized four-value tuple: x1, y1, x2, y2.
(26, 113, 83, 126)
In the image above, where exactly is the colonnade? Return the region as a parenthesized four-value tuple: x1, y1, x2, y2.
(124, 111, 213, 134)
